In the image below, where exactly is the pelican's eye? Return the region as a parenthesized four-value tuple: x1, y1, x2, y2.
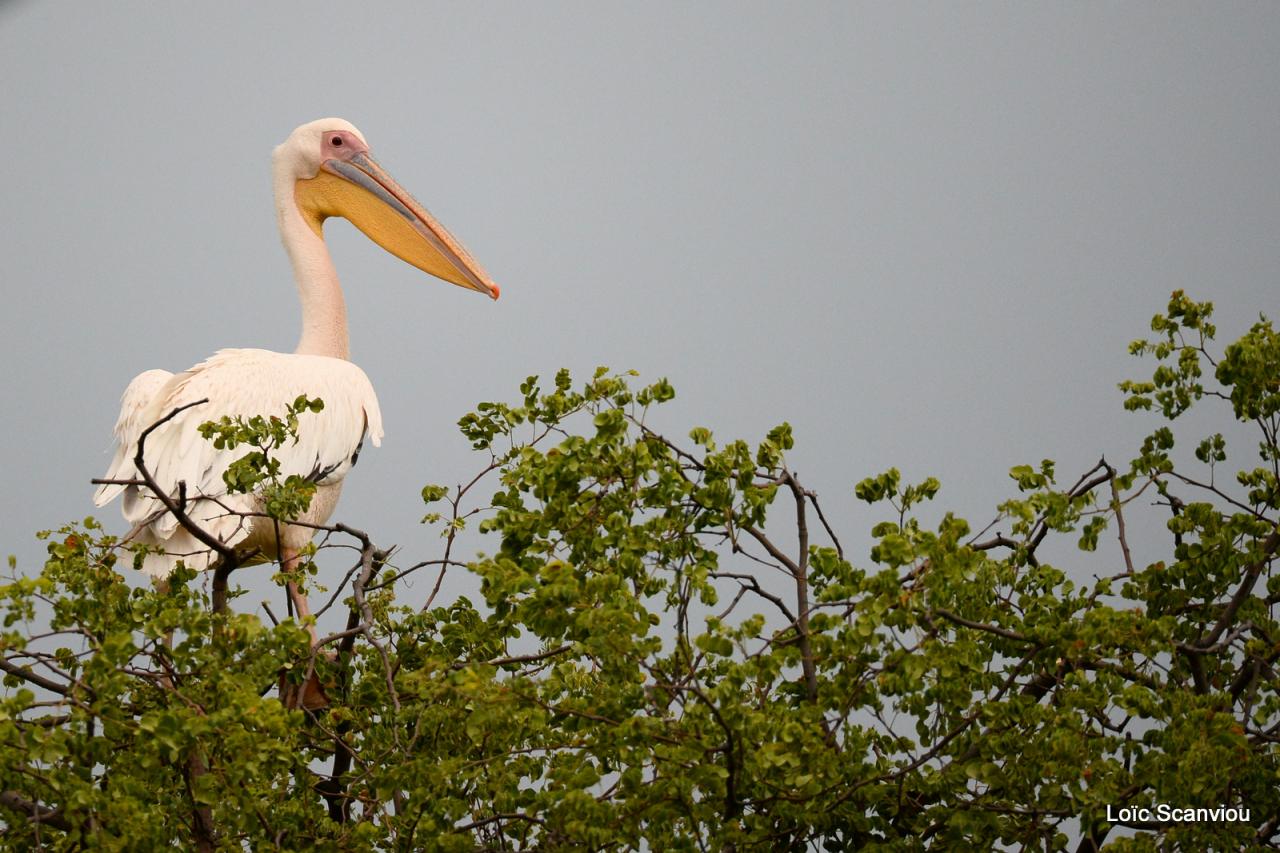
(322, 131, 362, 161)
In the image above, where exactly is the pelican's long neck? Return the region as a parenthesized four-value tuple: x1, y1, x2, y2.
(274, 164, 350, 359)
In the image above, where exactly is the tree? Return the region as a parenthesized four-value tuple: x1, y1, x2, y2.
(1, 291, 1277, 850)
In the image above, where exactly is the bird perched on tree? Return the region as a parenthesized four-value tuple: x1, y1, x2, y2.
(94, 119, 498, 703)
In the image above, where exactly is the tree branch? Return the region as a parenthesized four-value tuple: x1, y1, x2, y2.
(131, 399, 238, 564)
(1195, 526, 1280, 650)
(783, 470, 819, 706)
(0, 790, 71, 831)
(452, 645, 573, 671)
(182, 751, 217, 852)
(1105, 463, 1135, 575)
(0, 658, 70, 696)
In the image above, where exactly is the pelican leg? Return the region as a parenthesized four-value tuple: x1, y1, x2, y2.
(283, 548, 319, 644)
(280, 547, 333, 710)
(153, 577, 175, 689)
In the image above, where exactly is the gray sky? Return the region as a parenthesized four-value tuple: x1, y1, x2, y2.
(2, 4, 1277, 613)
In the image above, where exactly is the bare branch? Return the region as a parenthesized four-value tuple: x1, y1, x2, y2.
(806, 488, 844, 561)
(738, 524, 800, 576)
(1106, 474, 1157, 584)
(708, 572, 796, 624)
(970, 533, 1021, 553)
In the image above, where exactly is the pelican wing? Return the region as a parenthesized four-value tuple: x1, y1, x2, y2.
(95, 349, 383, 575)
(93, 368, 175, 507)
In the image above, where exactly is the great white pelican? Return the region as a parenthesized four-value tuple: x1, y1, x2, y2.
(94, 118, 497, 663)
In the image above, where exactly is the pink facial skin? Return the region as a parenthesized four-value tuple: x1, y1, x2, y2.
(320, 130, 369, 163)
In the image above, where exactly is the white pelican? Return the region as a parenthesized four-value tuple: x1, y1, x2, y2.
(94, 118, 497, 641)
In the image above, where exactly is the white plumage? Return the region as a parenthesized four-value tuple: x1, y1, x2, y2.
(95, 349, 382, 578)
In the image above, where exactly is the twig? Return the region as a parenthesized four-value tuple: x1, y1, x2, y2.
(450, 645, 573, 671)
(1022, 459, 1112, 564)
(970, 533, 1021, 553)
(366, 558, 464, 593)
(422, 460, 501, 612)
(708, 572, 796, 624)
(312, 559, 366, 620)
(260, 602, 280, 626)
(806, 488, 844, 561)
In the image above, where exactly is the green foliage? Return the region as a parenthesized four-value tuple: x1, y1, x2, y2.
(2, 295, 1278, 849)
(197, 395, 324, 520)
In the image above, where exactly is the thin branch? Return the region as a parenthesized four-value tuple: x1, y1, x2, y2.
(260, 601, 280, 626)
(687, 683, 742, 819)
(451, 645, 574, 671)
(0, 790, 71, 832)
(806, 488, 845, 561)
(931, 609, 1030, 643)
(1166, 470, 1271, 520)
(708, 572, 796, 624)
(312, 558, 366, 620)
(131, 399, 236, 564)
(783, 470, 818, 706)
(334, 524, 400, 715)
(738, 524, 800, 576)
(1105, 464, 1135, 575)
(1024, 459, 1112, 563)
(633, 422, 707, 472)
(454, 812, 548, 833)
(422, 459, 501, 612)
(1195, 526, 1280, 650)
(0, 658, 70, 696)
(366, 558, 465, 594)
(970, 533, 1021, 553)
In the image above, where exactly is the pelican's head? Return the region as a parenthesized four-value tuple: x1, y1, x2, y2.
(275, 118, 498, 299)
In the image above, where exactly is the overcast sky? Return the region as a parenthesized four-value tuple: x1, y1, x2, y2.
(2, 4, 1277, 615)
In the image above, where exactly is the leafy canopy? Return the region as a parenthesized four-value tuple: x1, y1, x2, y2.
(1, 292, 1278, 850)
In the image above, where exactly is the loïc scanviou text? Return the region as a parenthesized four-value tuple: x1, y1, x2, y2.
(1106, 804, 1250, 825)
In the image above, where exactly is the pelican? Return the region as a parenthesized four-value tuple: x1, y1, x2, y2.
(94, 118, 498, 650)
